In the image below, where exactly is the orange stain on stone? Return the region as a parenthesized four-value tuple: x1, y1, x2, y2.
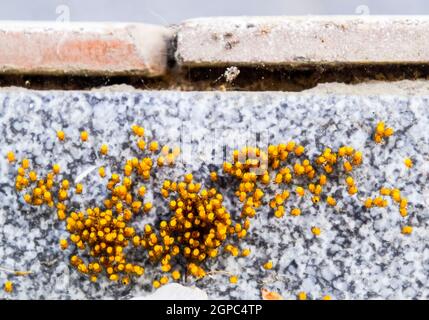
(58, 38, 145, 68)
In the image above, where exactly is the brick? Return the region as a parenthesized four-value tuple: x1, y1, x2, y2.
(0, 22, 172, 76)
(176, 16, 429, 67)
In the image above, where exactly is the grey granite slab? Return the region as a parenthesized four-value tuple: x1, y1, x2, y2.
(0, 85, 428, 299)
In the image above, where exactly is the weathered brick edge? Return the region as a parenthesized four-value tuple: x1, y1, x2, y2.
(0, 22, 172, 77)
(2, 17, 429, 77)
(175, 16, 429, 67)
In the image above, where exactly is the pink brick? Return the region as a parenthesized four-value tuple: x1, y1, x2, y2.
(0, 22, 171, 76)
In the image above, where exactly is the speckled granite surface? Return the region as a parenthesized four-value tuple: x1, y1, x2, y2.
(0, 87, 428, 299)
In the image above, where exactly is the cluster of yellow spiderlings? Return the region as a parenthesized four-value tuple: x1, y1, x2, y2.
(370, 122, 412, 233)
(65, 206, 145, 283)
(364, 187, 409, 222)
(62, 124, 185, 284)
(9, 155, 74, 216)
(373, 121, 394, 144)
(221, 142, 363, 226)
(143, 173, 251, 287)
(4, 119, 415, 297)
(7, 125, 184, 286)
